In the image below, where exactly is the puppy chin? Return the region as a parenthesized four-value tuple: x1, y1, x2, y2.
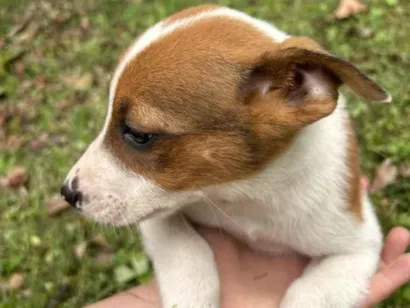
(81, 203, 175, 226)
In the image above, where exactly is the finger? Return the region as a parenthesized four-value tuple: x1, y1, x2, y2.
(381, 227, 410, 264)
(361, 254, 410, 307)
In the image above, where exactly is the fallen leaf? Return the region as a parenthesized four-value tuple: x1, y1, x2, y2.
(30, 133, 49, 150)
(20, 80, 33, 93)
(0, 282, 8, 292)
(61, 72, 93, 91)
(58, 99, 75, 110)
(14, 60, 26, 76)
(0, 111, 6, 129)
(6, 166, 27, 189)
(50, 135, 67, 146)
(53, 14, 72, 25)
(380, 198, 389, 208)
(90, 234, 112, 251)
(359, 27, 373, 38)
(370, 159, 398, 193)
(33, 75, 46, 90)
(19, 186, 29, 199)
(7, 13, 32, 38)
(80, 17, 90, 30)
(399, 165, 410, 177)
(19, 189, 30, 207)
(332, 0, 367, 20)
(9, 273, 24, 290)
(47, 198, 70, 216)
(0, 177, 8, 189)
(22, 289, 32, 298)
(6, 134, 24, 150)
(74, 242, 88, 260)
(16, 22, 40, 44)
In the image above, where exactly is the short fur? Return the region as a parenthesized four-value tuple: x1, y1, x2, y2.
(63, 6, 390, 308)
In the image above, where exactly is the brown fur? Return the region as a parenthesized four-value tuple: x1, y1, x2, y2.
(275, 42, 388, 101)
(346, 120, 363, 220)
(280, 36, 326, 53)
(104, 7, 386, 199)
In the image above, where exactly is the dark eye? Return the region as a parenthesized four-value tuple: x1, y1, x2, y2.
(122, 124, 158, 150)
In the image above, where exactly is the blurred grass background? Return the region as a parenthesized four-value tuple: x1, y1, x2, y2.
(0, 0, 409, 307)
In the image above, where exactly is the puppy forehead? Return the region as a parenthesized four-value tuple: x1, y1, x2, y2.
(106, 7, 287, 132)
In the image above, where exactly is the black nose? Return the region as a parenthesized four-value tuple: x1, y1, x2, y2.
(60, 182, 82, 208)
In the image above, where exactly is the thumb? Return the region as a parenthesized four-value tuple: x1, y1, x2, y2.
(360, 254, 410, 307)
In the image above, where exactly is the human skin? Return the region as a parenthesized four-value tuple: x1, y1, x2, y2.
(87, 226, 410, 308)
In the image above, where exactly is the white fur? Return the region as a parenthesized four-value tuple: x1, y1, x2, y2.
(141, 215, 220, 308)
(64, 7, 382, 308)
(186, 98, 382, 308)
(64, 135, 202, 225)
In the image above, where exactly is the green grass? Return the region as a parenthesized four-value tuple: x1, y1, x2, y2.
(1, 0, 409, 307)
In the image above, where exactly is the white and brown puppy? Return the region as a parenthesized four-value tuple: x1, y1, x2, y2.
(61, 5, 391, 308)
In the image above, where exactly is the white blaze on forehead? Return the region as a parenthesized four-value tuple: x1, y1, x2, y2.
(102, 7, 290, 138)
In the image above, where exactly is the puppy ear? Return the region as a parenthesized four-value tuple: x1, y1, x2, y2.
(242, 37, 391, 127)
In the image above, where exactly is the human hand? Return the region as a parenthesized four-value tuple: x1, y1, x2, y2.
(360, 226, 410, 307)
(87, 226, 410, 308)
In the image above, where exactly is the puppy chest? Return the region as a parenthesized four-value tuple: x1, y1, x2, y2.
(184, 201, 296, 255)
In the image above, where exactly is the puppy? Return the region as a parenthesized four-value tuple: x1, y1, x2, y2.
(61, 5, 391, 308)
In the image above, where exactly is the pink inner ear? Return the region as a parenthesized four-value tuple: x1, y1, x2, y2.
(243, 69, 275, 96)
(257, 48, 391, 102)
(300, 69, 336, 98)
(244, 65, 339, 106)
(283, 67, 339, 106)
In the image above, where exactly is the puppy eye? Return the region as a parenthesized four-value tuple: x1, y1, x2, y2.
(122, 124, 157, 150)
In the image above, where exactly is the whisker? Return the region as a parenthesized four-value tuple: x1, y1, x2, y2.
(179, 212, 192, 232)
(102, 221, 109, 235)
(111, 223, 118, 239)
(135, 224, 143, 237)
(202, 194, 246, 236)
(113, 203, 133, 237)
(201, 196, 222, 234)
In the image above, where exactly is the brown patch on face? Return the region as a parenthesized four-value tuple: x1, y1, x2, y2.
(117, 6, 221, 67)
(244, 50, 340, 129)
(114, 15, 282, 130)
(104, 15, 295, 190)
(345, 119, 363, 220)
(104, 9, 387, 192)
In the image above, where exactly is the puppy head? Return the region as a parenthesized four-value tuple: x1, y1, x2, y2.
(61, 7, 390, 225)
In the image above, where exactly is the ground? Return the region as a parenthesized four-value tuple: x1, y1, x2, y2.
(0, 0, 409, 307)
